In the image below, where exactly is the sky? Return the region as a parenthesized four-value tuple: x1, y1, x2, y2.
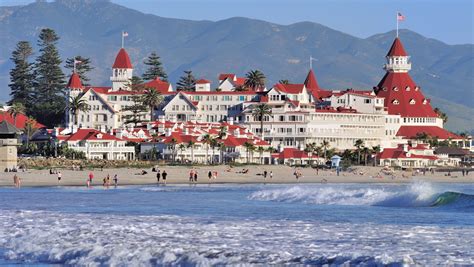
(1, 0, 473, 44)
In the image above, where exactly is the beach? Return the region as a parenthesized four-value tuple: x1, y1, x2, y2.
(1, 165, 473, 187)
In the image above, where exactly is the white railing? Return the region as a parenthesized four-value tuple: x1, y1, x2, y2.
(72, 146, 135, 153)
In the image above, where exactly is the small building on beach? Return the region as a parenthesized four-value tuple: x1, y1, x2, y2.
(0, 121, 19, 170)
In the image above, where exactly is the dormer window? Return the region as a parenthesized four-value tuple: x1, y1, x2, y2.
(406, 86, 411, 91)
(409, 99, 416, 105)
(422, 99, 428, 105)
(415, 86, 419, 91)
(392, 99, 399, 105)
(393, 86, 399, 91)
(382, 87, 387, 91)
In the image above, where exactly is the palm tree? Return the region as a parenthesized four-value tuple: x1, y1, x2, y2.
(202, 134, 212, 163)
(178, 143, 186, 163)
(362, 146, 370, 166)
(8, 102, 26, 127)
(354, 139, 365, 165)
(244, 69, 266, 91)
(257, 146, 266, 164)
(68, 95, 89, 127)
(278, 79, 290, 84)
(187, 140, 195, 163)
(170, 138, 177, 162)
(23, 117, 37, 147)
(243, 142, 255, 164)
(321, 140, 330, 159)
(218, 126, 227, 139)
(218, 142, 226, 164)
(142, 88, 163, 121)
(434, 107, 448, 123)
(210, 138, 219, 164)
(371, 145, 381, 166)
(252, 103, 272, 139)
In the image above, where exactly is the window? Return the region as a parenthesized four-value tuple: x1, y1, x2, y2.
(393, 86, 399, 91)
(422, 99, 428, 105)
(409, 99, 416, 105)
(392, 99, 399, 105)
(364, 99, 371, 104)
(405, 86, 411, 91)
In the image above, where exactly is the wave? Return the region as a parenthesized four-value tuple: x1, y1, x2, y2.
(1, 210, 472, 265)
(249, 181, 474, 209)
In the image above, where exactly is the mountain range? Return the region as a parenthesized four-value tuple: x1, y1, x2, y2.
(0, 0, 473, 133)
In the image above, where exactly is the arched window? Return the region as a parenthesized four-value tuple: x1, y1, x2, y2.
(415, 86, 419, 91)
(422, 99, 428, 105)
(392, 99, 399, 105)
(409, 99, 416, 105)
(393, 86, 399, 91)
(406, 86, 411, 91)
(382, 87, 387, 91)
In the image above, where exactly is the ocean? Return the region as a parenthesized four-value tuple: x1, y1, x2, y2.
(0, 181, 473, 266)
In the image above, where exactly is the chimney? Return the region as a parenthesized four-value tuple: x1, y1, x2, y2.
(147, 123, 152, 130)
(184, 127, 189, 135)
(158, 115, 165, 123)
(100, 125, 106, 133)
(54, 127, 59, 137)
(109, 128, 114, 135)
(228, 117, 234, 125)
(72, 125, 78, 134)
(116, 128, 124, 139)
(233, 129, 240, 138)
(403, 144, 409, 153)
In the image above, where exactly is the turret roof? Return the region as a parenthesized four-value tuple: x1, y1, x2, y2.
(386, 37, 408, 57)
(112, 48, 133, 69)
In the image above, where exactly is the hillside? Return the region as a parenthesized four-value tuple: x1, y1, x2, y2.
(0, 0, 472, 132)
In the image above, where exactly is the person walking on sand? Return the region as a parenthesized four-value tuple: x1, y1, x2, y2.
(270, 171, 273, 180)
(13, 174, 18, 188)
(156, 169, 161, 184)
(263, 170, 268, 180)
(162, 170, 167, 185)
(189, 169, 194, 183)
(208, 171, 212, 180)
(113, 174, 118, 187)
(57, 171, 62, 183)
(194, 171, 198, 184)
(213, 171, 218, 180)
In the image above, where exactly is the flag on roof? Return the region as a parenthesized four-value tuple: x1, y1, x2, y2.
(122, 31, 129, 37)
(397, 12, 405, 21)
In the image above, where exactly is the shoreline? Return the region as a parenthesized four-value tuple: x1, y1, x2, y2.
(1, 165, 473, 187)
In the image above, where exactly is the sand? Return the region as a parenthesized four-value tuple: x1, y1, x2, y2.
(1, 165, 473, 187)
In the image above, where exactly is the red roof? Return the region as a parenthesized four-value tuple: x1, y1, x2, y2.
(273, 148, 319, 160)
(67, 72, 83, 89)
(219, 73, 236, 81)
(396, 126, 462, 140)
(386, 38, 408, 57)
(304, 69, 321, 99)
(143, 78, 171, 94)
(0, 111, 45, 129)
(376, 72, 437, 117)
(196, 79, 211, 84)
(274, 83, 305, 94)
(234, 77, 246, 87)
(379, 145, 438, 160)
(65, 129, 123, 142)
(161, 131, 198, 144)
(112, 48, 133, 69)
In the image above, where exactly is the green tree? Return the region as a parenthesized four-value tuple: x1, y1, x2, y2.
(33, 28, 66, 127)
(178, 143, 187, 162)
(127, 76, 146, 91)
(244, 70, 265, 91)
(68, 95, 89, 127)
(278, 79, 290, 84)
(371, 145, 381, 166)
(354, 139, 365, 165)
(202, 134, 212, 164)
(8, 102, 26, 127)
(8, 41, 34, 109)
(244, 142, 255, 164)
(65, 56, 94, 85)
(434, 107, 448, 123)
(362, 146, 370, 166)
(252, 103, 272, 139)
(23, 117, 38, 147)
(176, 70, 196, 91)
(257, 146, 265, 164)
(187, 140, 196, 163)
(123, 94, 147, 125)
(142, 52, 167, 81)
(321, 140, 330, 159)
(142, 89, 163, 121)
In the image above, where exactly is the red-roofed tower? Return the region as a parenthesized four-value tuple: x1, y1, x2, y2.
(376, 38, 439, 122)
(110, 48, 133, 91)
(304, 69, 321, 100)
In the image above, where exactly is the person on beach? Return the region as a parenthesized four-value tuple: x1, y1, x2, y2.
(157, 170, 161, 184)
(89, 172, 94, 185)
(162, 170, 167, 185)
(270, 171, 273, 179)
(213, 171, 218, 180)
(57, 171, 62, 183)
(13, 174, 18, 188)
(263, 170, 268, 180)
(208, 171, 212, 180)
(113, 174, 118, 187)
(189, 169, 194, 183)
(106, 174, 110, 187)
(194, 171, 198, 184)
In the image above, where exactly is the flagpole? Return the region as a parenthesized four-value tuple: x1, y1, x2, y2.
(396, 12, 399, 38)
(310, 55, 313, 70)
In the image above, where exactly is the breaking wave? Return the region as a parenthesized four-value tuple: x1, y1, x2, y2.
(249, 181, 474, 210)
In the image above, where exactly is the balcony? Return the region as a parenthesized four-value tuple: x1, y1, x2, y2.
(71, 146, 135, 153)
